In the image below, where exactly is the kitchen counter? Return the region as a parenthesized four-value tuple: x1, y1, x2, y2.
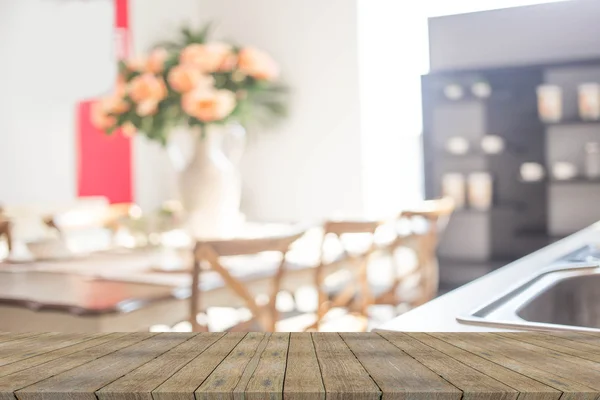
(379, 222, 600, 332)
(1, 332, 600, 399)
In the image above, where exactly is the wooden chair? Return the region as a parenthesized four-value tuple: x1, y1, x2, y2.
(0, 212, 12, 254)
(309, 219, 384, 331)
(43, 202, 141, 234)
(376, 197, 455, 309)
(191, 228, 307, 332)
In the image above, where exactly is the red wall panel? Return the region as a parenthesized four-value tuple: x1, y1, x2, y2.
(76, 0, 132, 203)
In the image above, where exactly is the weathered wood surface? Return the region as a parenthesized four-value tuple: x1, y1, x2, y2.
(0, 332, 599, 399)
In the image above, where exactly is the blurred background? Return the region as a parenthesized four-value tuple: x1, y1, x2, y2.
(1, 0, 597, 333)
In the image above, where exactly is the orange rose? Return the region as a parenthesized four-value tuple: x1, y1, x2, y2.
(168, 64, 214, 93)
(121, 122, 137, 137)
(128, 73, 167, 104)
(238, 47, 279, 80)
(146, 48, 168, 74)
(182, 89, 236, 122)
(136, 100, 158, 116)
(91, 100, 116, 131)
(180, 42, 234, 72)
(126, 56, 146, 72)
(91, 94, 129, 131)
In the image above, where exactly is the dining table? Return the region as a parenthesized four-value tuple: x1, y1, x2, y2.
(0, 223, 384, 332)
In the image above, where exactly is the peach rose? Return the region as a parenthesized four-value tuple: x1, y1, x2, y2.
(128, 73, 167, 104)
(238, 47, 279, 80)
(136, 100, 158, 116)
(91, 94, 129, 131)
(126, 56, 147, 72)
(182, 89, 236, 122)
(91, 100, 116, 131)
(120, 122, 137, 137)
(146, 48, 168, 74)
(179, 42, 234, 72)
(168, 64, 214, 93)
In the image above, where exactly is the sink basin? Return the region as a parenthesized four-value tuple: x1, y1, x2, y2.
(457, 263, 600, 332)
(518, 274, 600, 329)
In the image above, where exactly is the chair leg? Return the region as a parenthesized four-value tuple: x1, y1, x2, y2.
(190, 260, 202, 332)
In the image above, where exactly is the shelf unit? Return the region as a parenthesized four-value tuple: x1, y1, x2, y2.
(423, 57, 600, 262)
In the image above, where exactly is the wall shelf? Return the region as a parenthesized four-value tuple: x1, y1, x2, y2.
(544, 118, 600, 127)
(550, 177, 600, 184)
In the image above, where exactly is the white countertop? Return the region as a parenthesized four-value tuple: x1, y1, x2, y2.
(377, 222, 600, 332)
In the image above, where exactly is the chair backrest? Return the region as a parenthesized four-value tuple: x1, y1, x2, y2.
(324, 220, 381, 236)
(190, 225, 307, 332)
(195, 229, 307, 257)
(400, 197, 455, 220)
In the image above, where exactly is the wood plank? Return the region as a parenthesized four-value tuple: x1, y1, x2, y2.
(340, 332, 461, 400)
(487, 334, 600, 390)
(195, 332, 269, 400)
(0, 332, 95, 367)
(0, 333, 148, 400)
(0, 333, 44, 344)
(379, 332, 518, 400)
(432, 333, 599, 400)
(540, 332, 600, 348)
(16, 333, 187, 400)
(283, 333, 325, 400)
(244, 333, 290, 400)
(231, 333, 272, 399)
(312, 333, 380, 400)
(152, 332, 246, 400)
(407, 333, 560, 400)
(0, 333, 119, 378)
(497, 332, 600, 363)
(96, 333, 225, 400)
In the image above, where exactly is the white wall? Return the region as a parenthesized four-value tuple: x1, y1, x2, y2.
(195, 0, 365, 222)
(0, 0, 114, 207)
(0, 0, 366, 223)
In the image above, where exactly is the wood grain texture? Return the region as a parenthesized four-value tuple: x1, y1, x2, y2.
(312, 333, 380, 400)
(0, 333, 117, 378)
(231, 332, 272, 399)
(0, 332, 43, 344)
(283, 333, 325, 400)
(0, 333, 600, 399)
(496, 332, 600, 364)
(432, 333, 599, 400)
(408, 333, 560, 400)
(151, 332, 244, 400)
(96, 333, 223, 400)
(487, 334, 600, 391)
(16, 333, 183, 400)
(340, 332, 462, 400)
(379, 332, 518, 400)
(0, 332, 103, 367)
(195, 332, 268, 400)
(0, 333, 147, 400)
(244, 333, 290, 400)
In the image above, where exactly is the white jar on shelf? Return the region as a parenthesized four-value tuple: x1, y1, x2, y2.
(578, 83, 600, 121)
(536, 85, 562, 123)
(467, 173, 493, 211)
(442, 173, 466, 210)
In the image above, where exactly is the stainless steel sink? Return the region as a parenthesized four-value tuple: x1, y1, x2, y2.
(457, 262, 600, 332)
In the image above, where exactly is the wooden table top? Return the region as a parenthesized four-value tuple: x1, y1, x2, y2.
(0, 332, 599, 399)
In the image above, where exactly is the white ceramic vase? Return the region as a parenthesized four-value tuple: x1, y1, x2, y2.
(167, 124, 246, 239)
